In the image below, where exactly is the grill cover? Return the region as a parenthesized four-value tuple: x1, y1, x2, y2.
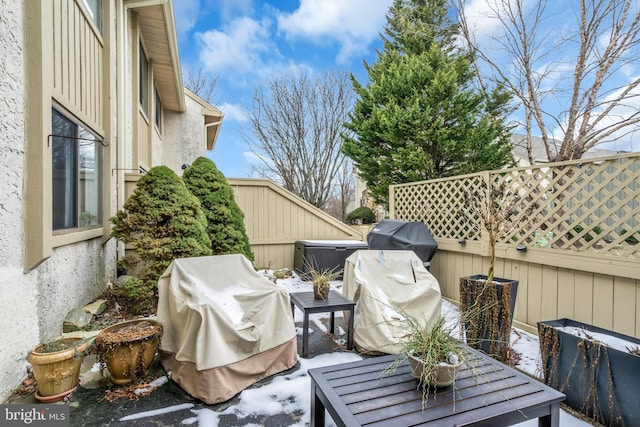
(367, 220, 438, 264)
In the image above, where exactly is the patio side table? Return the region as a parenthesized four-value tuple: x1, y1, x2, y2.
(289, 291, 355, 358)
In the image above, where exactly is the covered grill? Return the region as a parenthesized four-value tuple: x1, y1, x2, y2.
(367, 220, 438, 267)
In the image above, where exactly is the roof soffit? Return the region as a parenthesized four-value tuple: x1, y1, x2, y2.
(134, 2, 185, 112)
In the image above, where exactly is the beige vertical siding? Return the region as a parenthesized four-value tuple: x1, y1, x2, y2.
(52, 0, 103, 132)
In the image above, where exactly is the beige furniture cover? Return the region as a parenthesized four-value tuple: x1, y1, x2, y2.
(157, 254, 297, 404)
(343, 250, 442, 354)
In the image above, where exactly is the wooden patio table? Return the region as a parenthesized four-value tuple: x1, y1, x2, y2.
(309, 348, 565, 427)
(290, 290, 355, 358)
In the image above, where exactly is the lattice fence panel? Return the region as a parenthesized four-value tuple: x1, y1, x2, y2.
(393, 174, 484, 240)
(391, 154, 640, 259)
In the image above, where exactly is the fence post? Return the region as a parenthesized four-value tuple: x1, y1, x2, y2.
(389, 184, 395, 219)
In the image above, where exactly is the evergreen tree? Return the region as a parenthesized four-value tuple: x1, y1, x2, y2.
(342, 0, 514, 205)
(183, 157, 254, 261)
(111, 166, 212, 295)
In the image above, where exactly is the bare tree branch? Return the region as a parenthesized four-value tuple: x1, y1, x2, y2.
(183, 68, 220, 105)
(243, 69, 355, 208)
(455, 0, 640, 162)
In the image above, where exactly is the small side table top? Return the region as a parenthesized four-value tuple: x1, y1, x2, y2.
(289, 290, 355, 358)
(289, 290, 355, 312)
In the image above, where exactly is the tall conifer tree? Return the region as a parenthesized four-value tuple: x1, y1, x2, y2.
(342, 0, 514, 205)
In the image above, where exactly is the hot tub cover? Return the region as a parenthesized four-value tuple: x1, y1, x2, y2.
(343, 250, 442, 354)
(157, 254, 297, 404)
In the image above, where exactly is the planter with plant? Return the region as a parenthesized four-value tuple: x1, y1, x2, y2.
(384, 309, 468, 407)
(308, 267, 341, 300)
(28, 337, 89, 402)
(459, 177, 527, 363)
(94, 319, 163, 385)
(538, 318, 640, 427)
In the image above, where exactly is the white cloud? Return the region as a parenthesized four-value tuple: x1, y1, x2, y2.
(173, 0, 201, 37)
(196, 16, 277, 75)
(220, 103, 249, 124)
(276, 0, 392, 64)
(460, 0, 509, 41)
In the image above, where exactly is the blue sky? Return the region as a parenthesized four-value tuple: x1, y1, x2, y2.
(173, 1, 639, 178)
(174, 0, 394, 178)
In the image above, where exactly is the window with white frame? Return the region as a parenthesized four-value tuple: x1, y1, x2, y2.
(81, 0, 102, 33)
(52, 108, 103, 231)
(139, 44, 149, 116)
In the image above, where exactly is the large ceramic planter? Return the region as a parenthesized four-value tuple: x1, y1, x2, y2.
(538, 318, 640, 427)
(28, 337, 88, 402)
(460, 275, 518, 362)
(95, 319, 163, 385)
(408, 356, 462, 387)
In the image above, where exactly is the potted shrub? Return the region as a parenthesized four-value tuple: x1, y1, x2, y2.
(384, 310, 468, 406)
(459, 178, 525, 363)
(95, 319, 163, 385)
(28, 337, 89, 402)
(538, 318, 640, 427)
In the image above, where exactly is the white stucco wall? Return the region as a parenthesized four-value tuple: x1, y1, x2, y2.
(0, 0, 41, 402)
(0, 0, 119, 402)
(163, 94, 208, 172)
(35, 240, 115, 340)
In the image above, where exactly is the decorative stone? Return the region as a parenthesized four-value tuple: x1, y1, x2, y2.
(63, 307, 93, 333)
(83, 299, 107, 315)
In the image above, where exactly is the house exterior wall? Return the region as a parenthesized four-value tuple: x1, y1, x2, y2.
(0, 0, 41, 402)
(0, 0, 211, 402)
(163, 94, 209, 171)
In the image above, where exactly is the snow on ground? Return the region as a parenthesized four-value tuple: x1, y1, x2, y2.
(119, 270, 595, 426)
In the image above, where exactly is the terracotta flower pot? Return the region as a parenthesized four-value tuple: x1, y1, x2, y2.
(28, 337, 88, 401)
(95, 319, 163, 385)
(408, 355, 463, 387)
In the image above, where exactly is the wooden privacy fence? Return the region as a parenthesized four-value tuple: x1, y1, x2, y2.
(390, 153, 640, 337)
(228, 178, 364, 269)
(124, 175, 364, 270)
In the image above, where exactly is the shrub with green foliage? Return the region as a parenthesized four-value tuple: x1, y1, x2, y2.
(183, 157, 254, 261)
(347, 206, 376, 225)
(110, 166, 212, 299)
